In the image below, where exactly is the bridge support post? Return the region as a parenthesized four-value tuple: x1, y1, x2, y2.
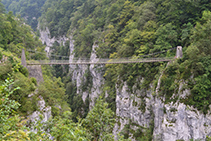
(21, 48, 44, 84)
(21, 48, 27, 67)
(176, 46, 183, 58)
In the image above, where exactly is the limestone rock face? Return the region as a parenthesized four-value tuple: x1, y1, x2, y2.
(68, 43, 104, 108)
(29, 95, 51, 123)
(39, 27, 104, 108)
(39, 27, 211, 141)
(153, 102, 211, 141)
(89, 44, 104, 108)
(113, 82, 154, 140)
(39, 26, 68, 53)
(113, 80, 211, 141)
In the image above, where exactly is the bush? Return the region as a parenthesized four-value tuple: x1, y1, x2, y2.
(0, 52, 2, 60)
(31, 77, 37, 86)
(0, 63, 13, 81)
(19, 65, 29, 77)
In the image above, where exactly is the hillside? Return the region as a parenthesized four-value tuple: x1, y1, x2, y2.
(0, 1, 119, 140)
(2, 0, 46, 30)
(2, 0, 211, 140)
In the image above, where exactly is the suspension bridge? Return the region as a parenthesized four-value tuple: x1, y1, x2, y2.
(21, 46, 183, 67)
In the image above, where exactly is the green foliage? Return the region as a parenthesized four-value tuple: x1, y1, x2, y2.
(0, 0, 5, 13)
(0, 63, 13, 81)
(189, 10, 211, 56)
(37, 75, 70, 116)
(207, 136, 211, 141)
(2, 0, 46, 30)
(81, 69, 93, 92)
(159, 11, 211, 113)
(0, 26, 43, 117)
(0, 78, 25, 140)
(0, 51, 2, 60)
(50, 111, 92, 141)
(0, 3, 46, 60)
(3, 0, 211, 139)
(50, 41, 70, 78)
(121, 118, 154, 141)
(12, 72, 38, 115)
(154, 0, 211, 26)
(83, 96, 115, 140)
(64, 76, 89, 121)
(0, 78, 128, 140)
(40, 0, 84, 37)
(159, 61, 180, 102)
(18, 66, 28, 77)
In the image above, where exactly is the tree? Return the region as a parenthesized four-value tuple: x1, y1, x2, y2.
(83, 96, 116, 141)
(0, 78, 30, 140)
(0, 0, 5, 13)
(189, 10, 211, 55)
(50, 111, 91, 141)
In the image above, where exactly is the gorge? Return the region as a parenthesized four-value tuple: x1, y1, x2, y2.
(1, 0, 211, 140)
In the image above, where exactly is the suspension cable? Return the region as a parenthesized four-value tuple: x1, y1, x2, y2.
(27, 47, 177, 59)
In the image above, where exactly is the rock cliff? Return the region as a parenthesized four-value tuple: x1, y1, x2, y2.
(39, 28, 211, 141)
(68, 40, 105, 108)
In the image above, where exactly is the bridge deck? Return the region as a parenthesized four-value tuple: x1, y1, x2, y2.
(26, 57, 174, 65)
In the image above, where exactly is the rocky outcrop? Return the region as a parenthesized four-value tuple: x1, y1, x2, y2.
(68, 42, 104, 108)
(152, 71, 211, 141)
(39, 26, 68, 53)
(39, 27, 211, 141)
(39, 27, 104, 108)
(152, 97, 211, 141)
(27, 65, 44, 84)
(112, 65, 211, 141)
(29, 95, 51, 123)
(113, 79, 211, 141)
(113, 82, 154, 140)
(89, 44, 104, 108)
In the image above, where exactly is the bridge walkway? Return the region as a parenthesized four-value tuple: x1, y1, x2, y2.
(26, 57, 174, 65)
(21, 46, 182, 66)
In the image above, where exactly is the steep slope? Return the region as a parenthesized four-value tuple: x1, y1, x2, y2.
(37, 0, 211, 140)
(0, 0, 69, 120)
(2, 0, 46, 30)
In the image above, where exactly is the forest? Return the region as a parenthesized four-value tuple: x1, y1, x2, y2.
(0, 0, 123, 140)
(1, 0, 211, 140)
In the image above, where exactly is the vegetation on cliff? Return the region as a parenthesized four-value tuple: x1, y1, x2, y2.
(38, 0, 211, 139)
(2, 0, 46, 30)
(38, 0, 211, 113)
(2, 0, 211, 140)
(160, 11, 211, 114)
(0, 1, 123, 140)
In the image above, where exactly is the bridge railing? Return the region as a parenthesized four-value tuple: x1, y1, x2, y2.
(26, 57, 174, 65)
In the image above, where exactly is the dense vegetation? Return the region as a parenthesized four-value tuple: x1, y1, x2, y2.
(0, 79, 124, 140)
(160, 11, 211, 114)
(2, 0, 211, 140)
(2, 0, 46, 30)
(0, 1, 124, 140)
(38, 0, 211, 139)
(38, 0, 211, 110)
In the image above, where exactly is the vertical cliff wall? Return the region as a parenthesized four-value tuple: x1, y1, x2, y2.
(39, 28, 105, 108)
(69, 40, 105, 108)
(39, 28, 211, 141)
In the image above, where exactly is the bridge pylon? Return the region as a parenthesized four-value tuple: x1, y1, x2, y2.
(176, 46, 183, 58)
(21, 48, 27, 67)
(21, 48, 44, 84)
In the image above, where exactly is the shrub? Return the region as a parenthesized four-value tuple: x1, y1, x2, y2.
(0, 52, 2, 60)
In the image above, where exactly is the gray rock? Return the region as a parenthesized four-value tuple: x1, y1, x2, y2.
(39, 26, 211, 141)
